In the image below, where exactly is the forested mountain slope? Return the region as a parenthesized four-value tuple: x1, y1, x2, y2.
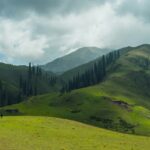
(0, 63, 57, 106)
(2, 44, 150, 136)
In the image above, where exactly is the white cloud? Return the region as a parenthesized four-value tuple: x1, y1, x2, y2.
(0, 0, 150, 64)
(34, 2, 150, 54)
(0, 18, 48, 64)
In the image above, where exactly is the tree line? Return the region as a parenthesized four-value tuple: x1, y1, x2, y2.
(0, 78, 23, 106)
(19, 63, 57, 97)
(0, 63, 57, 107)
(61, 50, 120, 92)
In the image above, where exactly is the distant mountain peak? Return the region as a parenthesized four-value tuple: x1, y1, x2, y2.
(41, 47, 111, 73)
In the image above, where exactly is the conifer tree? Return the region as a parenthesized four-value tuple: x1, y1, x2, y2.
(62, 49, 121, 92)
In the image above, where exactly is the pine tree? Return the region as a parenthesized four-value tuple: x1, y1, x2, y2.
(62, 49, 121, 92)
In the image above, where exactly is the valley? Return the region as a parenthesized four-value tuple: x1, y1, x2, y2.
(0, 44, 150, 149)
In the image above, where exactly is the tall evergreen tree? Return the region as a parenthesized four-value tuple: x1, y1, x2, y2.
(62, 49, 121, 92)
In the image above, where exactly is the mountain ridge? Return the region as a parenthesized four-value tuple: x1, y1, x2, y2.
(41, 47, 111, 74)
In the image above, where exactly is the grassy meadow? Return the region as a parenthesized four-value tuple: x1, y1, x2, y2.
(0, 116, 150, 150)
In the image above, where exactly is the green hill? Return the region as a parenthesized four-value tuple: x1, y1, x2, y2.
(0, 116, 149, 150)
(2, 44, 150, 136)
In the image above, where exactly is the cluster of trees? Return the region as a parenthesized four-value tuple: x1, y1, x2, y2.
(19, 63, 40, 97)
(0, 80, 21, 106)
(0, 63, 57, 107)
(0, 49, 121, 106)
(19, 63, 57, 97)
(139, 57, 150, 70)
(62, 50, 120, 92)
(0, 80, 8, 106)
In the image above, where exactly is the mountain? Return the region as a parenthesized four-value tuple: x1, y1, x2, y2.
(42, 47, 111, 74)
(2, 44, 150, 136)
(60, 46, 133, 81)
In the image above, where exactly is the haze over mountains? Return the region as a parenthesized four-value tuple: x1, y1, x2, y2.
(41, 47, 111, 73)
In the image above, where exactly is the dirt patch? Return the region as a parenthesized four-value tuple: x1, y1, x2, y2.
(0, 109, 20, 115)
(112, 100, 132, 111)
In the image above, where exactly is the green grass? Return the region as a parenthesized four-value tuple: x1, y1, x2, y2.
(3, 46, 150, 135)
(3, 83, 150, 136)
(4, 46, 150, 135)
(0, 116, 150, 150)
(1, 44, 150, 150)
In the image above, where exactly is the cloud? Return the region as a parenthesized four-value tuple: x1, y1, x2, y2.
(114, 0, 150, 22)
(0, 18, 48, 64)
(0, 0, 150, 65)
(0, 0, 108, 19)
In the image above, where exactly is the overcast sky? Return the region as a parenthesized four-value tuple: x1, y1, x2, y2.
(0, 0, 150, 65)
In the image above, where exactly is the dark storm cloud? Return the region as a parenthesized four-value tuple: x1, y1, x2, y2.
(0, 0, 108, 19)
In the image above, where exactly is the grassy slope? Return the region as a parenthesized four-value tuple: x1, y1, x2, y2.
(0, 116, 150, 150)
(2, 45, 150, 136)
(4, 87, 150, 136)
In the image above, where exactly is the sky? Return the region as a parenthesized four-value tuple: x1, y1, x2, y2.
(0, 0, 150, 65)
